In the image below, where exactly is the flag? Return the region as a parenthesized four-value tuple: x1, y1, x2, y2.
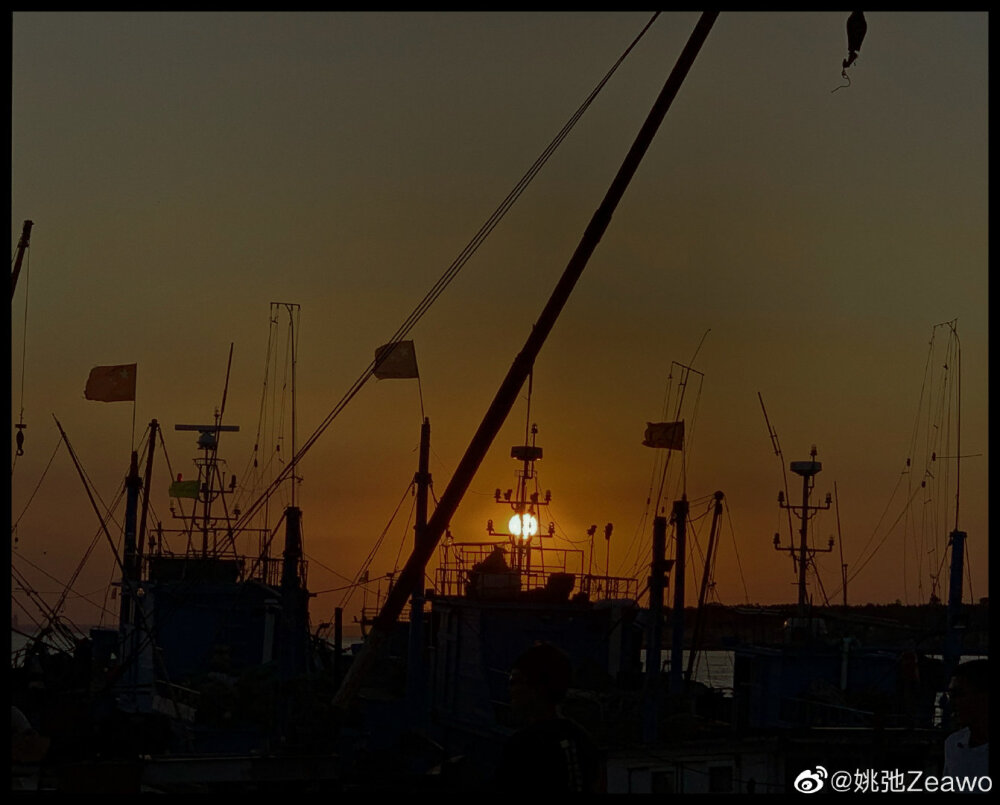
(373, 341, 419, 379)
(169, 480, 200, 499)
(643, 421, 684, 450)
(84, 363, 137, 402)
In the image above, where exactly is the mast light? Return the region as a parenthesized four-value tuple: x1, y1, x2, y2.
(509, 513, 538, 541)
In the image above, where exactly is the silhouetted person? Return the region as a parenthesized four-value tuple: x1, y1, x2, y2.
(943, 659, 989, 778)
(496, 642, 604, 793)
(11, 705, 49, 765)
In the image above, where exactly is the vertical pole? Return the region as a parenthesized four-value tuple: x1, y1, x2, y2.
(797, 473, 810, 616)
(120, 452, 142, 630)
(834, 481, 846, 607)
(669, 497, 688, 695)
(281, 506, 303, 590)
(643, 515, 667, 743)
(686, 491, 722, 682)
(943, 530, 966, 687)
(334, 607, 344, 686)
(136, 419, 158, 574)
(280, 506, 304, 679)
(646, 517, 667, 680)
(119, 451, 142, 700)
(201, 452, 211, 557)
(407, 418, 431, 725)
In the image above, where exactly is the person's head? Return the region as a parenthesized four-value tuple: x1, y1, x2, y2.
(509, 642, 572, 720)
(948, 659, 989, 731)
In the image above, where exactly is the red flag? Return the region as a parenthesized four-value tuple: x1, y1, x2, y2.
(642, 421, 684, 450)
(374, 341, 419, 379)
(84, 364, 137, 402)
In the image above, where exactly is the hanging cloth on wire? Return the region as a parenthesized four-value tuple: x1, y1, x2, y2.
(834, 11, 868, 92)
(843, 12, 868, 71)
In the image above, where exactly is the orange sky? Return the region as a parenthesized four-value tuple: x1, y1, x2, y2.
(10, 12, 988, 634)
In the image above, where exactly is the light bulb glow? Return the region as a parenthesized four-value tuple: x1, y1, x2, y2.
(508, 513, 538, 540)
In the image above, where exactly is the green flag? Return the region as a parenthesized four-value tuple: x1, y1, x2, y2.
(169, 479, 200, 499)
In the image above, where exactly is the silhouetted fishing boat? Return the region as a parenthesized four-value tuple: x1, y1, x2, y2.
(12, 13, 984, 794)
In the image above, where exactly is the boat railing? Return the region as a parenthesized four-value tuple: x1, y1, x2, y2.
(139, 551, 307, 589)
(779, 694, 877, 728)
(434, 541, 638, 601)
(247, 555, 309, 588)
(151, 679, 200, 722)
(578, 573, 639, 601)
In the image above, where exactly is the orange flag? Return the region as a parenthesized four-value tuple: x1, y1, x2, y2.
(84, 363, 137, 402)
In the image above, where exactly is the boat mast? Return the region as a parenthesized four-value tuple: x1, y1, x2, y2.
(174, 423, 240, 557)
(643, 515, 669, 743)
(775, 446, 833, 617)
(136, 419, 158, 570)
(686, 490, 723, 682)
(119, 451, 142, 631)
(273, 302, 302, 508)
(669, 496, 689, 694)
(943, 321, 965, 683)
(333, 11, 719, 711)
(406, 417, 432, 726)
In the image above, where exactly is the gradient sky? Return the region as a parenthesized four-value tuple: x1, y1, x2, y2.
(10, 12, 988, 633)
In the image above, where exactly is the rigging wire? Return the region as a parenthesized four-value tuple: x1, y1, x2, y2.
(832, 479, 927, 598)
(305, 552, 360, 588)
(241, 307, 279, 513)
(620, 359, 682, 579)
(843, 446, 920, 596)
(336, 481, 416, 612)
(17, 423, 143, 632)
(11, 434, 63, 534)
(11, 602, 48, 644)
(892, 320, 962, 602)
(12, 551, 117, 623)
(68, 464, 132, 626)
(758, 392, 797, 549)
(618, 355, 705, 585)
(810, 554, 831, 607)
(724, 504, 752, 605)
(232, 13, 662, 534)
(11, 565, 78, 652)
(392, 493, 419, 574)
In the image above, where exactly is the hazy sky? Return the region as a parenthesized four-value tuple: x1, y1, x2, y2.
(10, 12, 988, 631)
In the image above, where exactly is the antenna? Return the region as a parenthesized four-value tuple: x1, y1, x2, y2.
(775, 446, 834, 615)
(219, 343, 234, 420)
(758, 392, 795, 546)
(834, 481, 846, 607)
(175, 423, 240, 556)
